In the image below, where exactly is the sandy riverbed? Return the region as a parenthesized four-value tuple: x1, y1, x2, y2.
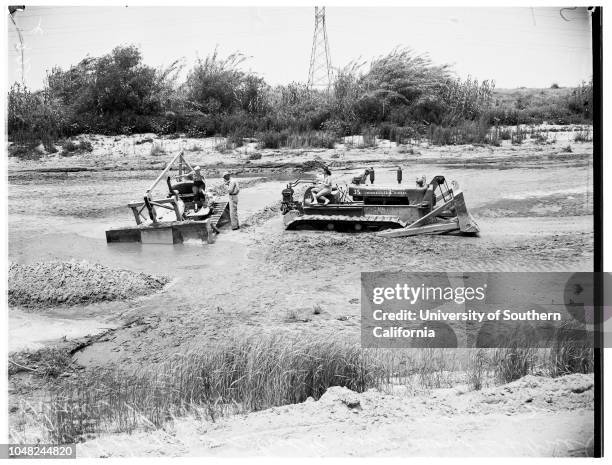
(7, 128, 595, 454)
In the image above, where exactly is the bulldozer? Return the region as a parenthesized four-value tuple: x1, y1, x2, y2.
(281, 168, 479, 237)
(105, 151, 230, 244)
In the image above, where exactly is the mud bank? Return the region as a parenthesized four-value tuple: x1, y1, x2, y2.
(7, 127, 593, 175)
(77, 373, 594, 457)
(8, 261, 169, 309)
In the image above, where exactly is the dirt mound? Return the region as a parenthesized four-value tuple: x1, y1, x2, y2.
(8, 261, 170, 309)
(467, 373, 594, 413)
(76, 374, 595, 457)
(312, 374, 594, 420)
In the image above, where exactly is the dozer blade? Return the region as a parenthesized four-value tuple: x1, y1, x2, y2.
(453, 191, 480, 234)
(378, 220, 460, 237)
(377, 190, 479, 238)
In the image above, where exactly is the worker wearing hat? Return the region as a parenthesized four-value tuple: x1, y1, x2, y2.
(223, 171, 240, 230)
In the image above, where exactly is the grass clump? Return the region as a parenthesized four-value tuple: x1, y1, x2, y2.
(257, 130, 336, 150)
(574, 129, 592, 142)
(493, 346, 538, 384)
(149, 142, 165, 156)
(61, 139, 93, 156)
(9, 348, 73, 378)
(549, 322, 593, 377)
(22, 332, 595, 444)
(41, 335, 387, 443)
(467, 349, 489, 391)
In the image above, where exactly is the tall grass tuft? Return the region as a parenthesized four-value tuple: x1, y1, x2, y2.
(574, 129, 592, 142)
(549, 322, 593, 377)
(467, 349, 489, 391)
(30, 331, 594, 443)
(428, 117, 498, 146)
(257, 130, 336, 149)
(41, 335, 388, 443)
(490, 327, 539, 384)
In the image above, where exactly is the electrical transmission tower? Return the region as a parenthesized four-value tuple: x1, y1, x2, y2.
(307, 6, 332, 90)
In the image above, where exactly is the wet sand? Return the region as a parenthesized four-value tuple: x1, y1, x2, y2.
(7, 132, 595, 452)
(8, 138, 594, 362)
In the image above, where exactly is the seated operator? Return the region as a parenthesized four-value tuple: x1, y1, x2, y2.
(311, 166, 333, 205)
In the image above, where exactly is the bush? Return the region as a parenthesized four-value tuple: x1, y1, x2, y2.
(62, 140, 79, 152)
(61, 139, 94, 155)
(574, 129, 592, 142)
(8, 143, 44, 160)
(8, 84, 65, 148)
(258, 130, 286, 149)
(6, 44, 593, 149)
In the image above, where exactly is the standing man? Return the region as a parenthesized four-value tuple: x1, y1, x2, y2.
(223, 171, 240, 230)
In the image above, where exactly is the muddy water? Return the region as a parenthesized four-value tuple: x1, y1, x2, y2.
(9, 162, 592, 271)
(9, 173, 283, 272)
(8, 172, 287, 350)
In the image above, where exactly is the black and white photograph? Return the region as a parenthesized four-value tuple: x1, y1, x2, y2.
(3, 1, 605, 459)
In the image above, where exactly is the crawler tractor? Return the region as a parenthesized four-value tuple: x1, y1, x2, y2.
(106, 151, 230, 244)
(281, 170, 479, 237)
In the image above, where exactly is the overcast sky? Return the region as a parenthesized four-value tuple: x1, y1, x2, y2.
(7, 6, 593, 90)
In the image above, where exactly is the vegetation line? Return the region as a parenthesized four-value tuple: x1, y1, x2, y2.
(8, 45, 593, 159)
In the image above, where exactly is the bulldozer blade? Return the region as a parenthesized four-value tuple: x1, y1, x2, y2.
(453, 191, 480, 234)
(378, 221, 460, 238)
(376, 190, 478, 238)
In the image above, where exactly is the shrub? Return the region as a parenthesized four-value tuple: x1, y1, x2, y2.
(8, 84, 65, 148)
(8, 144, 43, 160)
(574, 129, 592, 142)
(62, 140, 79, 153)
(6, 43, 593, 149)
(61, 139, 94, 155)
(258, 130, 287, 149)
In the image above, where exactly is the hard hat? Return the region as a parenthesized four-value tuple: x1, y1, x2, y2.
(194, 166, 201, 171)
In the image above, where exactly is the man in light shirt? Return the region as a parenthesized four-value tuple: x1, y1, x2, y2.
(223, 171, 240, 230)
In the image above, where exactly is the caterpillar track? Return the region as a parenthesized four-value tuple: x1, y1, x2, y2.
(284, 213, 406, 231)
